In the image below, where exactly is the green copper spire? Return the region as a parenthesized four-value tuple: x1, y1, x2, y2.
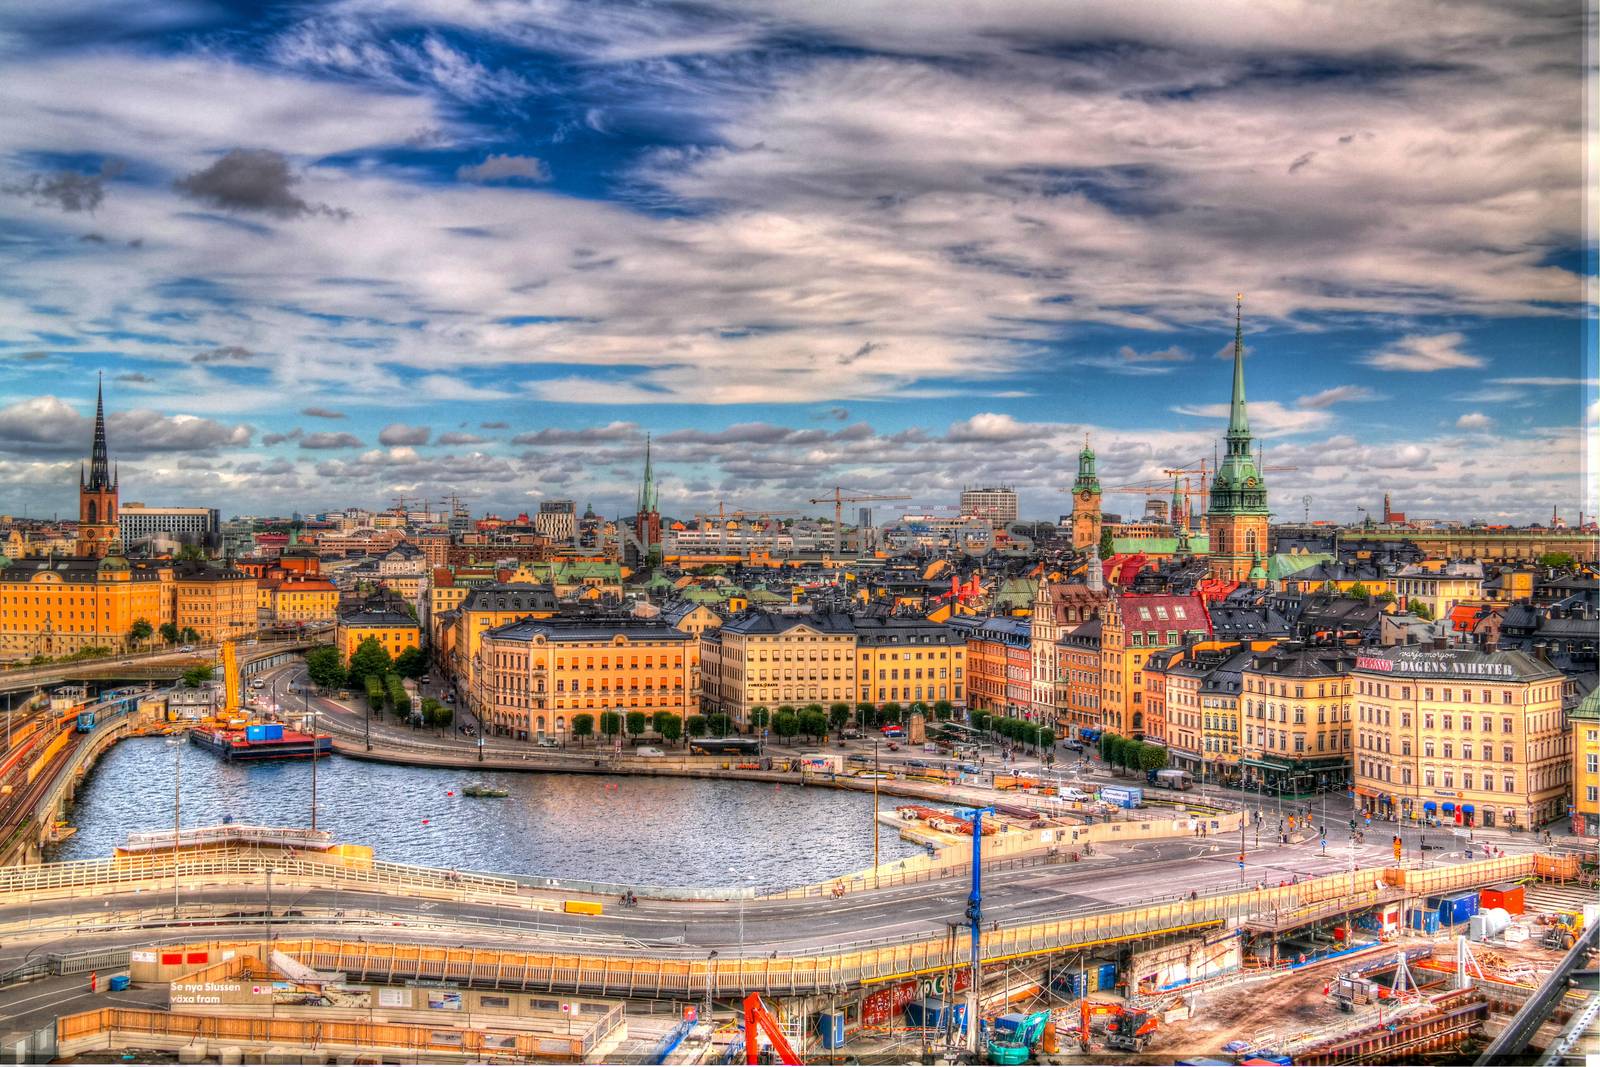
(1072, 433, 1100, 493)
(1227, 293, 1249, 439)
(1209, 293, 1268, 518)
(638, 434, 659, 513)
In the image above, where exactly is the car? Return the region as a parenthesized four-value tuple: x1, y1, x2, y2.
(443, 693, 454, 703)
(534, 736, 559, 748)
(420, 675, 431, 684)
(906, 759, 928, 768)
(178, 645, 194, 653)
(1063, 739, 1085, 752)
(634, 746, 665, 757)
(1058, 787, 1091, 801)
(119, 659, 133, 665)
(959, 764, 981, 775)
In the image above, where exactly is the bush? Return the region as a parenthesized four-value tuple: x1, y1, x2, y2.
(384, 673, 410, 716)
(365, 675, 386, 713)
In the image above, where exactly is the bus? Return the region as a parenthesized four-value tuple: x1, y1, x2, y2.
(689, 737, 763, 756)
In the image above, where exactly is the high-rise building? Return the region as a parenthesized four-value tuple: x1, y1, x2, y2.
(1069, 437, 1102, 550)
(119, 504, 220, 548)
(535, 499, 577, 542)
(77, 375, 119, 559)
(1207, 296, 1269, 583)
(960, 486, 1018, 528)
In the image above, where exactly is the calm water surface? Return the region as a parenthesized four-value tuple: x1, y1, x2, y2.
(48, 737, 924, 889)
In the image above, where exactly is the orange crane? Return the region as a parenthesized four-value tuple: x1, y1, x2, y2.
(743, 992, 803, 1065)
(808, 488, 912, 554)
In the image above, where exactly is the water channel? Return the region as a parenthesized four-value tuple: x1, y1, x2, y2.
(47, 737, 926, 889)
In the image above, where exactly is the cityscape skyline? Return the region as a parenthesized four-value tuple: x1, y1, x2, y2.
(0, 1, 1593, 523)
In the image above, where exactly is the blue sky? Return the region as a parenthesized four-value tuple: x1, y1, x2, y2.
(0, 0, 1592, 523)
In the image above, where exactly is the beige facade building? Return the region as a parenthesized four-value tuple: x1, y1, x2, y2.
(1352, 646, 1568, 829)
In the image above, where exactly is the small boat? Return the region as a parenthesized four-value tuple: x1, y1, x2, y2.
(462, 784, 509, 798)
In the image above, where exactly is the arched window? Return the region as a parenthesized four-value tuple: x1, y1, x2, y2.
(86, 501, 97, 523)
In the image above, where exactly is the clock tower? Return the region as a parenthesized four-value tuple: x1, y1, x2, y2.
(1070, 435, 1102, 551)
(1207, 296, 1269, 583)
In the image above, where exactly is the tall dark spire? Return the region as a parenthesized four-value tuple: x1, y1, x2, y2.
(86, 372, 113, 490)
(1227, 293, 1249, 441)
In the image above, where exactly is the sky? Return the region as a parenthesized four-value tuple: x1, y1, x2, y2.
(0, 0, 1594, 525)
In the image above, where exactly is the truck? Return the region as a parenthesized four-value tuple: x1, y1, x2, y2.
(800, 752, 845, 776)
(1152, 768, 1193, 791)
(1098, 785, 1144, 809)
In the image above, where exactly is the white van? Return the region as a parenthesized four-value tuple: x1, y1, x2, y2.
(634, 746, 665, 757)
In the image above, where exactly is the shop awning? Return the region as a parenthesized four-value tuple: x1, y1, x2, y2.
(1442, 802, 1455, 813)
(1461, 804, 1474, 813)
(1354, 786, 1381, 798)
(1423, 801, 1437, 812)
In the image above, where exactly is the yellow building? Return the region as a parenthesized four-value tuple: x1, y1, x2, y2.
(266, 578, 339, 624)
(1570, 687, 1599, 837)
(171, 560, 257, 642)
(1099, 592, 1210, 739)
(1163, 642, 1263, 784)
(1353, 646, 1568, 829)
(0, 551, 169, 659)
(853, 616, 966, 708)
(450, 584, 559, 691)
(1240, 645, 1355, 795)
(1393, 563, 1484, 621)
(335, 605, 421, 661)
(474, 616, 693, 741)
(700, 613, 857, 728)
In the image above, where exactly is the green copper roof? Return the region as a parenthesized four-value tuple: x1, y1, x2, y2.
(1072, 435, 1101, 494)
(1110, 535, 1212, 555)
(1267, 552, 1332, 581)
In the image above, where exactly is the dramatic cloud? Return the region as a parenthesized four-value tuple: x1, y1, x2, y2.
(174, 149, 349, 219)
(1364, 333, 1485, 373)
(1296, 385, 1378, 409)
(457, 154, 550, 182)
(377, 422, 431, 446)
(0, 396, 250, 456)
(299, 431, 364, 448)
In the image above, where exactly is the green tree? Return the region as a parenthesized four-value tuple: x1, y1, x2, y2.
(828, 703, 851, 731)
(855, 702, 876, 727)
(772, 711, 800, 740)
(972, 710, 991, 733)
(305, 646, 347, 690)
(599, 711, 622, 740)
(365, 675, 386, 714)
(179, 627, 200, 645)
(181, 664, 213, 688)
(420, 697, 443, 730)
(384, 673, 410, 716)
(159, 622, 180, 645)
(749, 706, 771, 729)
(707, 712, 733, 736)
(1347, 582, 1372, 602)
(571, 713, 595, 743)
(777, 704, 797, 719)
(802, 703, 824, 721)
(1139, 744, 1169, 773)
(128, 618, 154, 648)
(347, 637, 393, 687)
(656, 713, 683, 745)
(432, 704, 454, 731)
(1101, 732, 1121, 767)
(394, 646, 427, 680)
(686, 714, 708, 738)
(1538, 551, 1577, 569)
(626, 710, 647, 738)
(1039, 727, 1056, 749)
(176, 543, 206, 561)
(1375, 590, 1396, 605)
(1098, 528, 1114, 560)
(1409, 600, 1434, 621)
(799, 709, 828, 740)
(882, 701, 903, 724)
(933, 700, 954, 721)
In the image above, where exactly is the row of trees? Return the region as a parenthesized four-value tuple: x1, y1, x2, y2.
(123, 618, 201, 650)
(970, 711, 1056, 752)
(1097, 732, 1170, 775)
(305, 640, 427, 692)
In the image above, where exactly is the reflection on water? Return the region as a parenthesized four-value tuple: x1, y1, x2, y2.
(49, 737, 924, 888)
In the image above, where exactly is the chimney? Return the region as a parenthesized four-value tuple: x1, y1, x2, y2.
(1431, 635, 1447, 652)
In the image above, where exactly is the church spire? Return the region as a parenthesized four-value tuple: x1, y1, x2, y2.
(638, 434, 658, 514)
(1227, 293, 1249, 441)
(87, 372, 113, 490)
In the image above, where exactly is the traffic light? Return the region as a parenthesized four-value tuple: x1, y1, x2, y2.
(1393, 836, 1402, 860)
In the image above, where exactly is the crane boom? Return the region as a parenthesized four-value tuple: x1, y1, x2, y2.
(743, 992, 803, 1065)
(806, 487, 912, 554)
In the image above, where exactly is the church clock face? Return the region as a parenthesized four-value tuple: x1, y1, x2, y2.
(1079, 491, 1093, 503)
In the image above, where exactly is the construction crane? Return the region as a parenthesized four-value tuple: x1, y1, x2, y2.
(808, 488, 911, 554)
(690, 506, 803, 554)
(742, 992, 803, 1065)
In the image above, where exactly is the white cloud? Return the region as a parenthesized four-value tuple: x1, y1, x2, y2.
(1171, 400, 1334, 436)
(1297, 384, 1377, 408)
(1364, 333, 1485, 372)
(1456, 411, 1494, 430)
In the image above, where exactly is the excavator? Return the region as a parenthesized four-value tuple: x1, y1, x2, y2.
(1078, 1000, 1158, 1054)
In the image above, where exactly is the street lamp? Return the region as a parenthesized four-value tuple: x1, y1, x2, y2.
(166, 734, 182, 918)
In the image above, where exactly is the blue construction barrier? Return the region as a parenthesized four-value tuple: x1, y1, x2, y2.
(650, 1020, 696, 1065)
